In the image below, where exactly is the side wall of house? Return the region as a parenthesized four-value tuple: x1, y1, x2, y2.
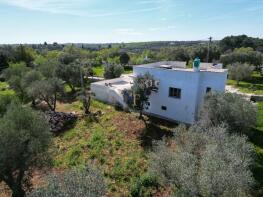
(134, 67, 200, 124)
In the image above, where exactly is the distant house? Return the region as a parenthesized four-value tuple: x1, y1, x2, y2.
(91, 61, 227, 124)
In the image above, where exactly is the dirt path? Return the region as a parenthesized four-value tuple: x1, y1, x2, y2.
(225, 85, 263, 100)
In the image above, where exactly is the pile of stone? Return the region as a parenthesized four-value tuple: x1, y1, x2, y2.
(45, 111, 78, 134)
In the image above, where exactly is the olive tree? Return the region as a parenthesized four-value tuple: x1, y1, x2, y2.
(22, 70, 43, 106)
(199, 92, 257, 135)
(55, 60, 83, 93)
(150, 124, 255, 197)
(2, 62, 30, 100)
(131, 73, 158, 119)
(228, 63, 254, 84)
(0, 103, 51, 197)
(119, 52, 130, 65)
(28, 167, 106, 197)
(27, 78, 64, 111)
(104, 63, 124, 79)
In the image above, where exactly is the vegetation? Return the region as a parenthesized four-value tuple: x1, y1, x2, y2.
(131, 73, 158, 119)
(150, 124, 255, 197)
(227, 72, 263, 95)
(0, 35, 263, 196)
(103, 63, 124, 79)
(0, 103, 51, 197)
(28, 167, 106, 197)
(27, 78, 64, 111)
(199, 92, 258, 135)
(220, 48, 263, 69)
(228, 63, 254, 84)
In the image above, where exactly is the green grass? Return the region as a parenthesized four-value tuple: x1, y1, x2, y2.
(92, 65, 133, 78)
(227, 72, 263, 95)
(249, 102, 263, 196)
(52, 100, 149, 195)
(92, 66, 104, 77)
(0, 82, 15, 96)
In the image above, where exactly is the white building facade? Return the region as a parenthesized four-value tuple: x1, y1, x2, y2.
(91, 62, 228, 124)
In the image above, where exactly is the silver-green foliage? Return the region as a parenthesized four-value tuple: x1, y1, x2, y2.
(0, 103, 51, 197)
(228, 63, 254, 84)
(28, 167, 106, 197)
(103, 63, 124, 79)
(150, 125, 255, 197)
(199, 92, 257, 135)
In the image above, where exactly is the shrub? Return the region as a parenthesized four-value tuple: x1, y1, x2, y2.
(130, 173, 159, 197)
(28, 167, 106, 197)
(150, 124, 255, 197)
(199, 92, 257, 135)
(104, 63, 124, 79)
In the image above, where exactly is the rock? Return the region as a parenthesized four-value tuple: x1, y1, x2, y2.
(45, 111, 78, 134)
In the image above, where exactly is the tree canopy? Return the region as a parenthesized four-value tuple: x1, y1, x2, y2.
(0, 103, 51, 197)
(199, 92, 258, 135)
(150, 124, 255, 197)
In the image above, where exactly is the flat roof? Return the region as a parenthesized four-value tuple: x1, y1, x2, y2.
(135, 61, 227, 73)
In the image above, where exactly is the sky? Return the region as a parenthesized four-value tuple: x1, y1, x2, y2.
(0, 0, 262, 44)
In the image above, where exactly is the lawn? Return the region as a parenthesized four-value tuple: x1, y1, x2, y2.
(249, 102, 263, 196)
(0, 82, 15, 96)
(92, 65, 133, 77)
(92, 65, 104, 77)
(227, 72, 263, 95)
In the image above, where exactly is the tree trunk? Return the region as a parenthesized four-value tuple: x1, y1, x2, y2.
(11, 182, 25, 197)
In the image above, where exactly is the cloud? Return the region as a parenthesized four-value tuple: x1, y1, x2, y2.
(0, 0, 165, 17)
(0, 0, 86, 15)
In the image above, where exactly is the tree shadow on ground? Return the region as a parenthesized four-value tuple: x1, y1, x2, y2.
(59, 90, 79, 103)
(139, 116, 177, 150)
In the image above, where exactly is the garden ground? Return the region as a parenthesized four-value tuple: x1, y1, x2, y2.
(227, 72, 263, 95)
(1, 83, 263, 196)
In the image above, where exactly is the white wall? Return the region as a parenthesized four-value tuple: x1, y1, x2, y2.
(134, 67, 227, 124)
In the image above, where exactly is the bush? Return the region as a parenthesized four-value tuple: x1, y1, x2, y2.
(228, 63, 254, 84)
(130, 173, 159, 197)
(104, 64, 124, 79)
(150, 124, 255, 197)
(199, 92, 257, 135)
(28, 167, 106, 197)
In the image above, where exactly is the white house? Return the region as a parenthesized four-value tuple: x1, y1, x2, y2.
(91, 61, 228, 124)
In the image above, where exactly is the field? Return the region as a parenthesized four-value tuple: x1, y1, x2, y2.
(227, 72, 263, 95)
(49, 99, 175, 196)
(250, 102, 263, 195)
(92, 65, 133, 78)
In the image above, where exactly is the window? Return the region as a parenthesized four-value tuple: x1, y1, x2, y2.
(206, 87, 212, 93)
(161, 106, 167, 111)
(169, 87, 181, 99)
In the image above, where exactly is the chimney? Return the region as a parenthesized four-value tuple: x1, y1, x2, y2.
(193, 57, 201, 72)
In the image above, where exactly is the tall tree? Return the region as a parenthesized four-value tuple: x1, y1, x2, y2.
(0, 103, 51, 197)
(2, 62, 30, 100)
(55, 60, 83, 92)
(119, 52, 130, 65)
(27, 78, 64, 111)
